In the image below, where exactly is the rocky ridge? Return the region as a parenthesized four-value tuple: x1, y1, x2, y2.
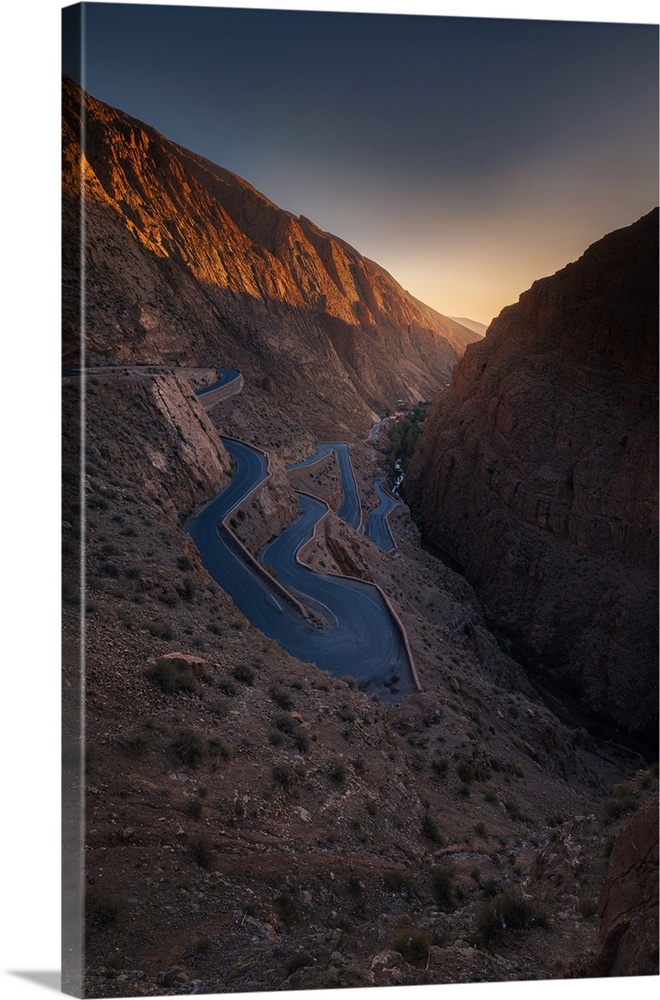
(62, 76, 478, 441)
(404, 209, 659, 747)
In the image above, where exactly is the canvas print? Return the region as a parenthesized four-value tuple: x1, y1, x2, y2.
(61, 2, 659, 997)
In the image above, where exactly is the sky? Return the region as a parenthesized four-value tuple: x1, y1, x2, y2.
(61, 1, 658, 326)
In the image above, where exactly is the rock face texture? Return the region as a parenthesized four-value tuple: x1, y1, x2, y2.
(596, 795, 659, 977)
(405, 210, 659, 746)
(62, 76, 477, 439)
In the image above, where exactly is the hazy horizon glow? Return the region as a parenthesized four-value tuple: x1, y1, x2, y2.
(63, 3, 658, 325)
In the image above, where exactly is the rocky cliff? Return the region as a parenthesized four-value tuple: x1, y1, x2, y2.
(62, 76, 478, 439)
(404, 210, 659, 747)
(595, 794, 659, 977)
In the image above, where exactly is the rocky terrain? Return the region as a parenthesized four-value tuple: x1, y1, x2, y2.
(62, 366, 657, 997)
(61, 79, 658, 997)
(405, 209, 659, 752)
(62, 76, 478, 442)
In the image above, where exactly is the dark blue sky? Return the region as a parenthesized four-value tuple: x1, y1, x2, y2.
(63, 1, 658, 323)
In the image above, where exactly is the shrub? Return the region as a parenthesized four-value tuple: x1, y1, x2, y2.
(145, 620, 174, 641)
(232, 663, 255, 685)
(184, 797, 203, 820)
(269, 683, 294, 710)
(145, 658, 199, 695)
(274, 892, 298, 928)
(431, 757, 448, 778)
(188, 833, 214, 870)
(275, 712, 310, 752)
(216, 677, 237, 697)
(383, 870, 405, 892)
(602, 834, 616, 858)
(431, 864, 455, 909)
(208, 738, 232, 761)
(273, 763, 296, 790)
(391, 926, 431, 961)
(422, 812, 444, 845)
(457, 760, 476, 784)
(329, 760, 347, 784)
(473, 889, 548, 946)
(171, 729, 205, 768)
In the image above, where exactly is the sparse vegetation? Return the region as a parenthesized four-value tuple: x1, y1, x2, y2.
(145, 657, 199, 695)
(473, 888, 549, 946)
(171, 728, 205, 768)
(232, 663, 255, 685)
(187, 833, 214, 870)
(391, 925, 431, 961)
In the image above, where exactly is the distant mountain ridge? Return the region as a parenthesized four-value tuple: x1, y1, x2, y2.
(62, 76, 479, 438)
(449, 316, 487, 337)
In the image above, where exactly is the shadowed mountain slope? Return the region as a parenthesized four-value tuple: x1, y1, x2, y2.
(62, 76, 478, 439)
(405, 209, 659, 748)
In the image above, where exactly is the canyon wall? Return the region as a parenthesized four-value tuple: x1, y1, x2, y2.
(405, 210, 659, 746)
(62, 76, 478, 440)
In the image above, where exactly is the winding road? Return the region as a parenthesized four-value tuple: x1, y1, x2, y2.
(188, 438, 414, 694)
(286, 444, 362, 530)
(195, 368, 242, 396)
(365, 478, 400, 553)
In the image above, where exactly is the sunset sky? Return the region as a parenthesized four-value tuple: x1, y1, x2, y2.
(63, 0, 658, 326)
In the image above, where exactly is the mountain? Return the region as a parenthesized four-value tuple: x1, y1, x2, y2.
(404, 209, 659, 748)
(61, 76, 479, 439)
(449, 317, 488, 337)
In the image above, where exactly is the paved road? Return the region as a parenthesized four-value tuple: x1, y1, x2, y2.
(365, 478, 400, 552)
(287, 443, 361, 529)
(188, 438, 413, 694)
(195, 368, 242, 396)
